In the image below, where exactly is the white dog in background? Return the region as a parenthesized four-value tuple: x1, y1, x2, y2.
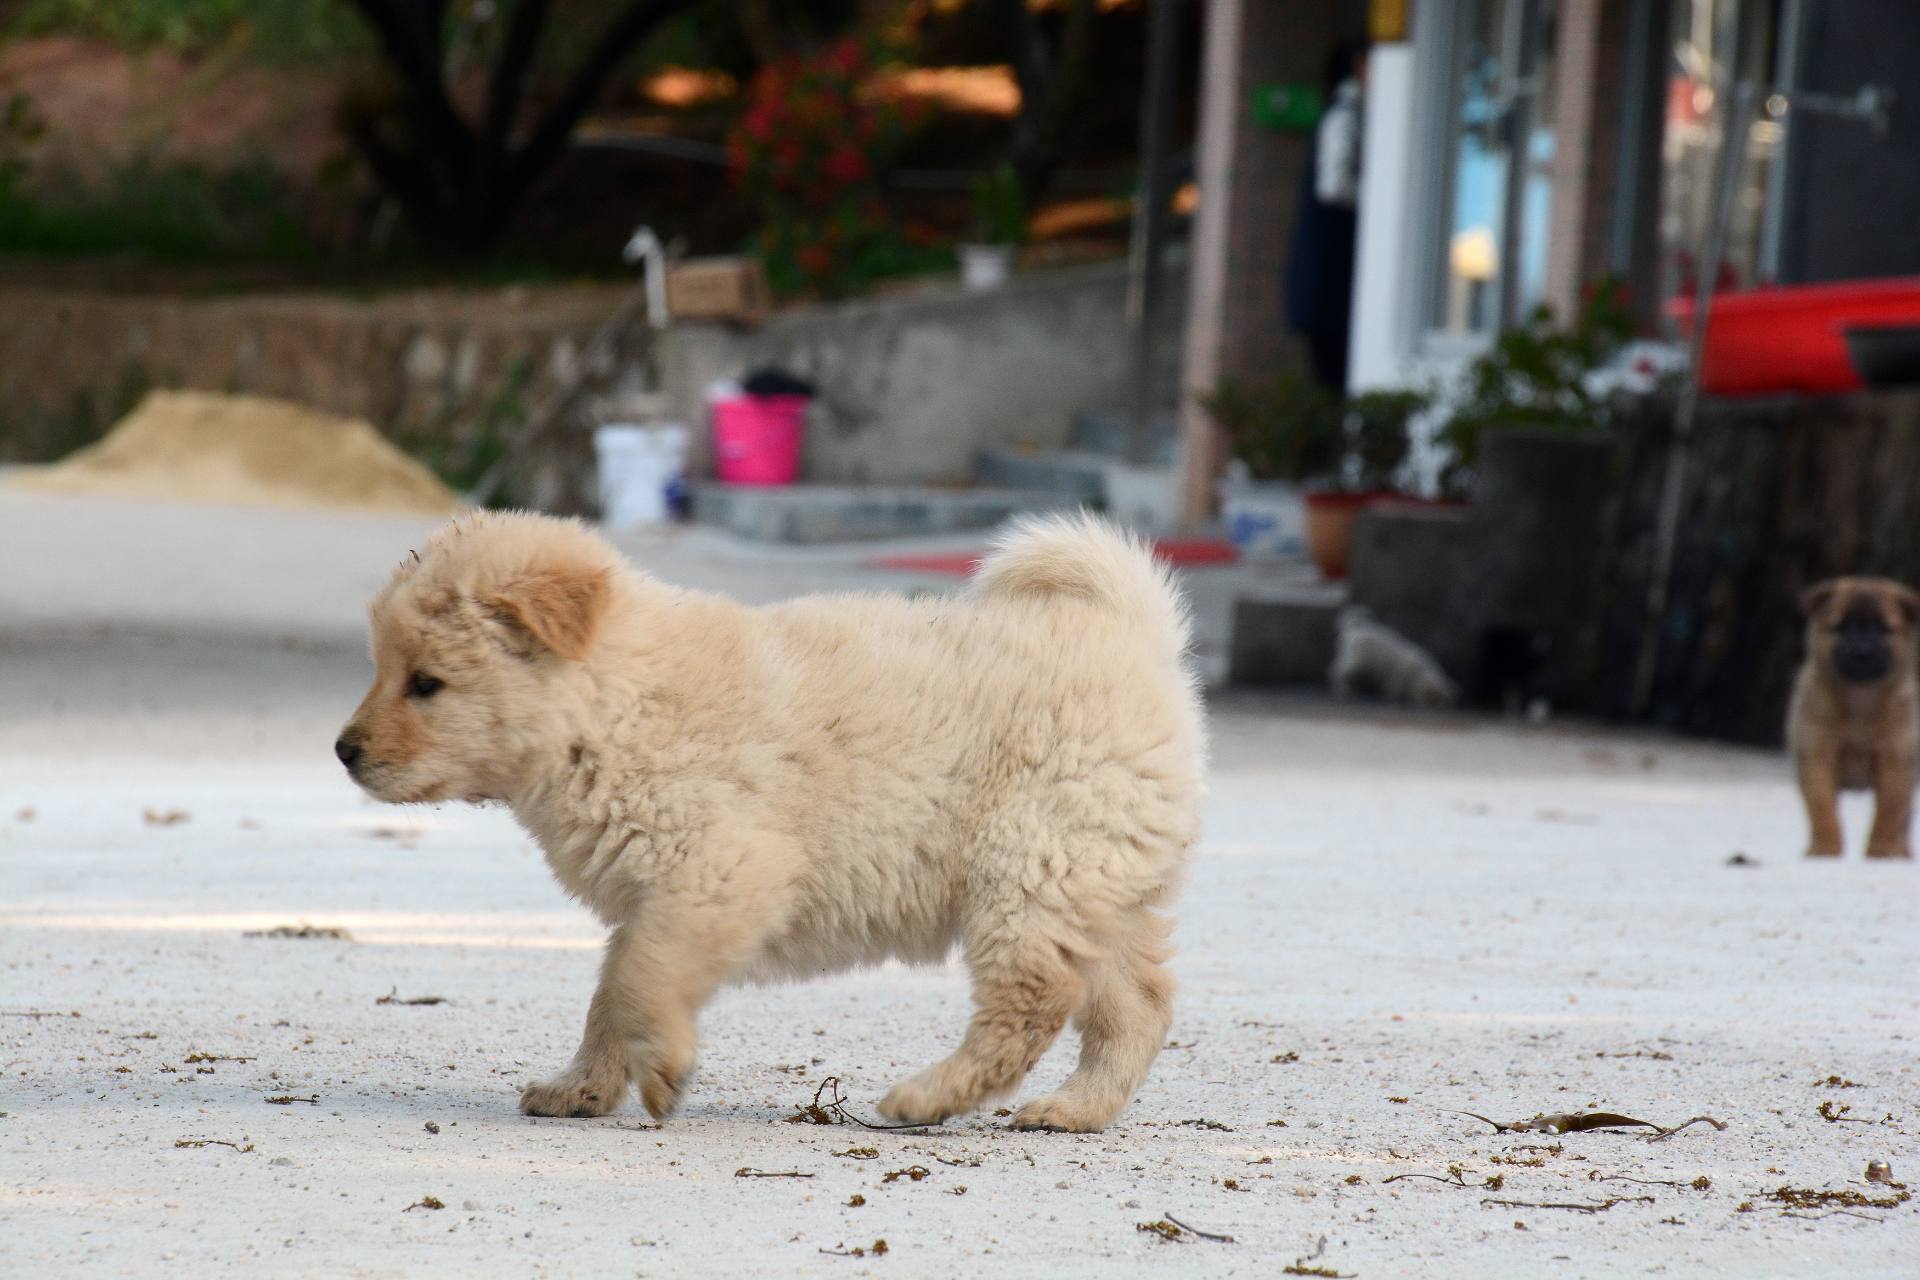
(1329, 606, 1459, 709)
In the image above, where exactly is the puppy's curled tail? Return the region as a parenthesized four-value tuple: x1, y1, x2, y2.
(973, 512, 1191, 660)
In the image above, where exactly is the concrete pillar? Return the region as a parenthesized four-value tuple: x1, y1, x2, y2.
(1544, 0, 1670, 323)
(1177, 0, 1346, 526)
(1542, 0, 1604, 321)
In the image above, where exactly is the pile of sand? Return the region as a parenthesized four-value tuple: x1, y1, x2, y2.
(10, 390, 461, 515)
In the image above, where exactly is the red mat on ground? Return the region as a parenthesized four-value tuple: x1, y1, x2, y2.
(869, 537, 1237, 577)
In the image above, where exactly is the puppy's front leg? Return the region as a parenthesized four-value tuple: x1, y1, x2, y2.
(519, 923, 651, 1118)
(1796, 750, 1844, 858)
(1865, 750, 1916, 859)
(522, 837, 791, 1120)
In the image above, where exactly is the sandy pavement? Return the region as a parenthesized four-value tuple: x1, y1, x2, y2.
(2, 491, 1916, 1276)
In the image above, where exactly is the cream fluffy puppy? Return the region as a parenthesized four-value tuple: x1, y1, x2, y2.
(335, 511, 1205, 1132)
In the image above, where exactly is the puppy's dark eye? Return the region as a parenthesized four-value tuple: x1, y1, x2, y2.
(407, 672, 444, 699)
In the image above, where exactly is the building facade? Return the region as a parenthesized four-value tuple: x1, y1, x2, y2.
(1179, 0, 1920, 518)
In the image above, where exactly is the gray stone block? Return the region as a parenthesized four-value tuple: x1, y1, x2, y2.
(972, 447, 1110, 505)
(1066, 409, 1180, 466)
(1348, 505, 1482, 683)
(690, 483, 1073, 545)
(1230, 600, 1340, 686)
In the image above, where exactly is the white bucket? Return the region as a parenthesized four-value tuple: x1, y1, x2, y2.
(959, 244, 1015, 291)
(594, 423, 689, 528)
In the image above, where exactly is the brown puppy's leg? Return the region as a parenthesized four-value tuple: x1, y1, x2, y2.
(1797, 751, 1845, 858)
(1865, 750, 1916, 859)
(1011, 910, 1175, 1133)
(522, 836, 789, 1119)
(876, 927, 1084, 1127)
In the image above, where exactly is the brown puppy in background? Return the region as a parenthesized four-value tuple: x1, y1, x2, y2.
(1787, 576, 1920, 858)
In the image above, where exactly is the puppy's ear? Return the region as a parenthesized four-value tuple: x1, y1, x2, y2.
(485, 563, 610, 660)
(1801, 580, 1839, 618)
(1895, 584, 1920, 628)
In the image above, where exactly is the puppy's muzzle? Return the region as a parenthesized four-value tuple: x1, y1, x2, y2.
(334, 732, 365, 773)
(1832, 639, 1893, 684)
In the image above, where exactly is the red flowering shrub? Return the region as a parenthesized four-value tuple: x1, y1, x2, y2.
(727, 38, 926, 297)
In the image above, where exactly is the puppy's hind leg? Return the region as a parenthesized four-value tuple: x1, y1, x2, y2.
(876, 921, 1084, 1127)
(1010, 911, 1175, 1134)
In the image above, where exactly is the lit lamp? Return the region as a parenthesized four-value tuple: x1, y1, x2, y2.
(1448, 226, 1498, 332)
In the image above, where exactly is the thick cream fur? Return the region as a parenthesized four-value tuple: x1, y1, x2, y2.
(339, 510, 1207, 1132)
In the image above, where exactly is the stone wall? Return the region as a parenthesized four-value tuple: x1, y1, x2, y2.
(1350, 431, 1617, 709)
(0, 260, 1177, 497)
(0, 282, 629, 508)
(657, 259, 1185, 484)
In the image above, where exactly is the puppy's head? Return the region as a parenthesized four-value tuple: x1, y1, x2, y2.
(1802, 576, 1919, 687)
(335, 512, 618, 804)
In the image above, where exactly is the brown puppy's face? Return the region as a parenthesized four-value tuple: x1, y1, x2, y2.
(335, 521, 611, 805)
(1803, 577, 1920, 687)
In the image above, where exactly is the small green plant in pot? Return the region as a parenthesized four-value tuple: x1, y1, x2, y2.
(1300, 389, 1425, 579)
(960, 163, 1026, 291)
(1436, 280, 1634, 497)
(1202, 373, 1337, 562)
(1202, 375, 1424, 572)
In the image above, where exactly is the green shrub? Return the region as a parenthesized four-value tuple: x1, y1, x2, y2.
(1201, 374, 1343, 484)
(1203, 375, 1427, 490)
(0, 151, 317, 261)
(1436, 280, 1635, 495)
(8, 0, 364, 63)
(970, 163, 1026, 245)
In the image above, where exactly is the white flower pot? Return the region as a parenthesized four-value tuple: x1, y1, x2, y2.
(960, 243, 1016, 291)
(1220, 479, 1307, 562)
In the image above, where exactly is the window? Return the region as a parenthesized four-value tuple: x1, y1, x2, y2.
(1428, 0, 1561, 338)
(1658, 0, 1785, 300)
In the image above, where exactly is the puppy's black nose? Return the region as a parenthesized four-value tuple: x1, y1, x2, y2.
(334, 735, 363, 770)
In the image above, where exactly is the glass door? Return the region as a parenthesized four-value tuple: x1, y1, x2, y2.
(1431, 0, 1561, 337)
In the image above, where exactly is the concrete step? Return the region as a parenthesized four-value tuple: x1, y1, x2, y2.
(690, 482, 1072, 545)
(973, 446, 1110, 505)
(1067, 408, 1181, 466)
(1225, 572, 1350, 687)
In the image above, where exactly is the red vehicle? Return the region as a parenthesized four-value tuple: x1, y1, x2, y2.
(1668, 277, 1920, 395)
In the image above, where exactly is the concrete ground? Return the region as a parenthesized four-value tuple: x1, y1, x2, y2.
(3, 490, 1916, 1277)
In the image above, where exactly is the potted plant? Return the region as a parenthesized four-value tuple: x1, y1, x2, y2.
(961, 163, 1025, 291)
(1300, 389, 1424, 579)
(1436, 281, 1635, 496)
(1201, 374, 1341, 563)
(726, 38, 917, 299)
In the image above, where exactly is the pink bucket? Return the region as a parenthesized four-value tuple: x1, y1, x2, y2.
(711, 394, 807, 486)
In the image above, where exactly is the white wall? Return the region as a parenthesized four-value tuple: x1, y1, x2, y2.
(1348, 41, 1421, 393)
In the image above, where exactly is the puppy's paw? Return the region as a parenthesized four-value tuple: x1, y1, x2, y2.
(876, 1071, 960, 1127)
(1805, 845, 1843, 859)
(1864, 841, 1913, 859)
(520, 1071, 626, 1118)
(1008, 1093, 1110, 1134)
(633, 1051, 692, 1121)
(623, 1027, 697, 1121)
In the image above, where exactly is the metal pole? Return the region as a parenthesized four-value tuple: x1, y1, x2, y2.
(1494, 0, 1538, 328)
(1127, 0, 1182, 467)
(1757, 0, 1808, 282)
(1629, 79, 1759, 717)
(1608, 0, 1655, 276)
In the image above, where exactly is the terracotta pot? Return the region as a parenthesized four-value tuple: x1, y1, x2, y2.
(1303, 490, 1391, 580)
